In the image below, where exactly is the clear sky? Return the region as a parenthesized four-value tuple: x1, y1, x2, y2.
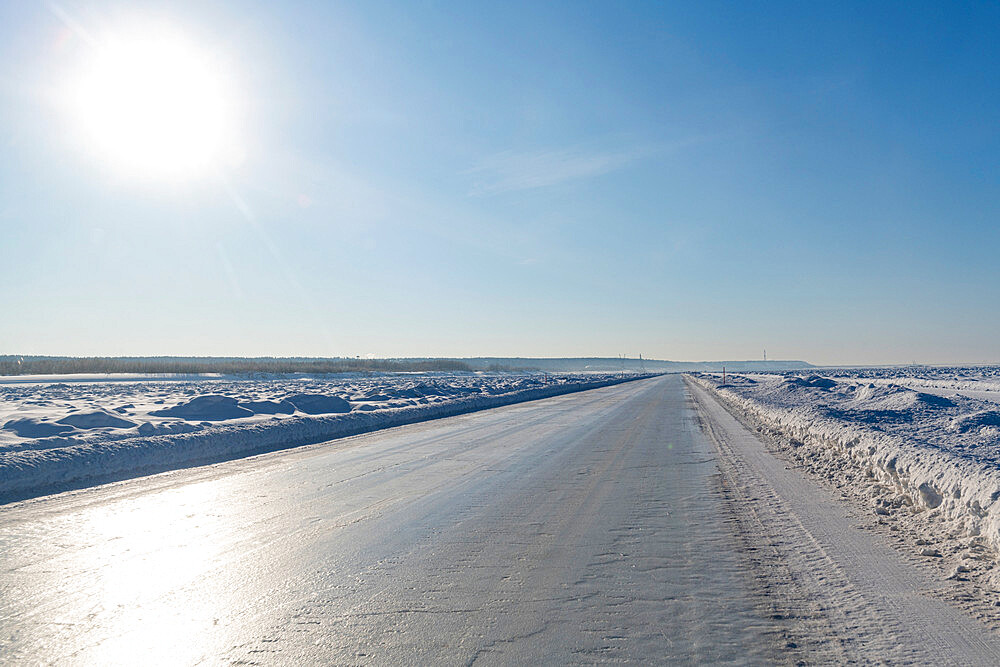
(1, 1, 998, 365)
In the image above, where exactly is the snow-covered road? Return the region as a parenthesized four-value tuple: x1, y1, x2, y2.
(3, 375, 1000, 664)
(688, 378, 1000, 663)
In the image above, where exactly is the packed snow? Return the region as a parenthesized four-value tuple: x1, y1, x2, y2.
(0, 372, 652, 502)
(690, 367, 1000, 572)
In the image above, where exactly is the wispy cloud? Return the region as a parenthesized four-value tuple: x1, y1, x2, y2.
(464, 146, 646, 196)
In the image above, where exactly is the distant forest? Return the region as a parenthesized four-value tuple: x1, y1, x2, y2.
(0, 355, 814, 377)
(0, 356, 472, 376)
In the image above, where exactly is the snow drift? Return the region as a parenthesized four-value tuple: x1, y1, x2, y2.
(0, 373, 654, 503)
(689, 370, 1000, 556)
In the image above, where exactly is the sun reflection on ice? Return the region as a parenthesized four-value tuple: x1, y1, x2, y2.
(69, 482, 242, 664)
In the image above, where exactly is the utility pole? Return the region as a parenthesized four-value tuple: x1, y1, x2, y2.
(722, 366, 727, 386)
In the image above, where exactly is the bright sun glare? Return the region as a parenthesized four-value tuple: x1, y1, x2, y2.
(68, 28, 236, 180)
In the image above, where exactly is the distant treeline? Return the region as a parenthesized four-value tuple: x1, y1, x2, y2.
(0, 356, 472, 376)
(457, 357, 815, 372)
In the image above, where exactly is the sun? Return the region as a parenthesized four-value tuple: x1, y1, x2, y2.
(67, 27, 237, 180)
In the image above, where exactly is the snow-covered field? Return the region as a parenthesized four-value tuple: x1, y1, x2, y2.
(0, 372, 651, 502)
(691, 368, 1000, 573)
(691, 367, 1000, 574)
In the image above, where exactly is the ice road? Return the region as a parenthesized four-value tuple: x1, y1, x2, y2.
(3, 375, 1000, 664)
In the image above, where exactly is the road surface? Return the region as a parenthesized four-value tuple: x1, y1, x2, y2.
(3, 375, 1000, 664)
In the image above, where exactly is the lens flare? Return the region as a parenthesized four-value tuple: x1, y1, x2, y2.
(66, 25, 237, 180)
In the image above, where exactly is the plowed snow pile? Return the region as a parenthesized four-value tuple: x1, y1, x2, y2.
(691, 369, 1000, 562)
(0, 372, 652, 501)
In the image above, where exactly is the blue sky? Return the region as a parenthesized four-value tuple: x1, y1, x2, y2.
(1, 1, 998, 364)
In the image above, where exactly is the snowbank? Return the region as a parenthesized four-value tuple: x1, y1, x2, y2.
(0, 373, 655, 503)
(689, 371, 1000, 555)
